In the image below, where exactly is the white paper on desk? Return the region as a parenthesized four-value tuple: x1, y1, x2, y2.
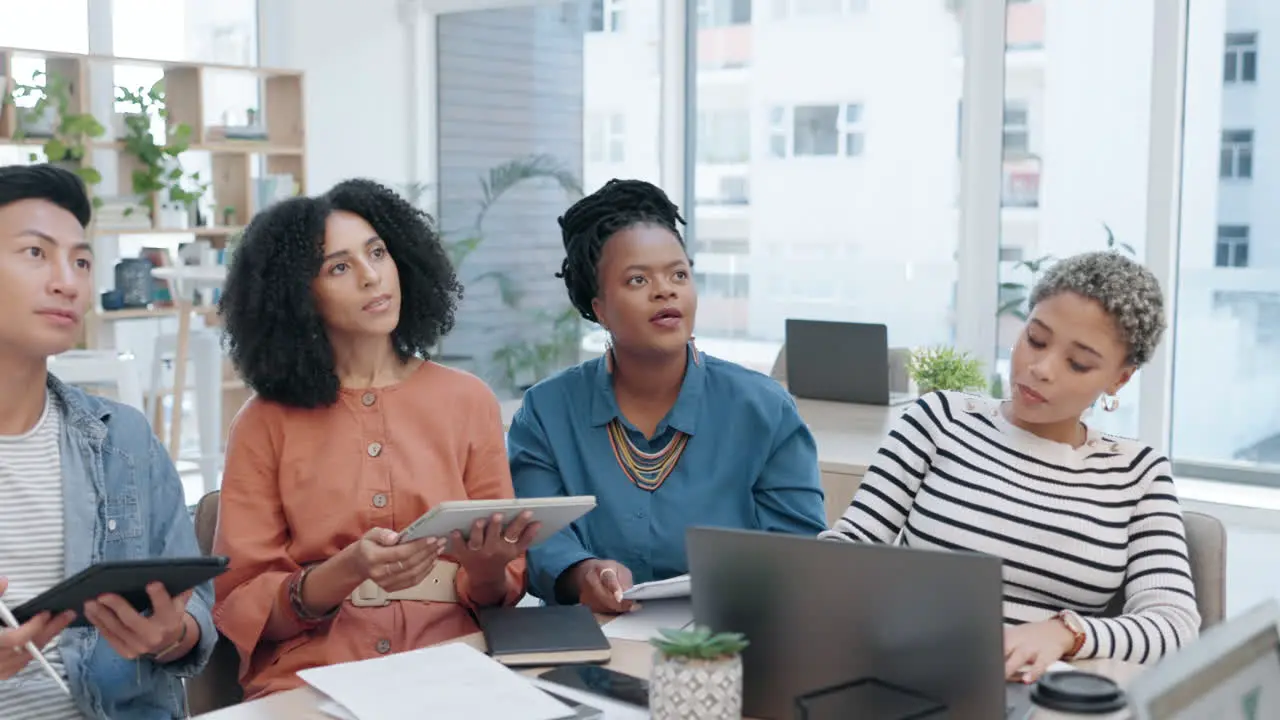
(297, 642, 570, 720)
(318, 699, 358, 720)
(620, 573, 690, 601)
(603, 599, 694, 641)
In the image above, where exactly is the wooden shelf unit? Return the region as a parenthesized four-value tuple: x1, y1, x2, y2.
(0, 46, 307, 249)
(1, 46, 305, 455)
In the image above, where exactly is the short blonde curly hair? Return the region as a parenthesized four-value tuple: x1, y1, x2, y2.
(1028, 251, 1166, 367)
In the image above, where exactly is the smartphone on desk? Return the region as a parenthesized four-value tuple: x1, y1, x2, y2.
(539, 665, 649, 708)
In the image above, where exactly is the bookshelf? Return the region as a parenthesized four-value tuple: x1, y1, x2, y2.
(1, 45, 306, 457)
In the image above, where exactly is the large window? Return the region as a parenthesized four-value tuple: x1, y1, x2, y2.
(995, 0, 1156, 439)
(1172, 6, 1280, 479)
(691, 2, 961, 358)
(433, 1, 660, 394)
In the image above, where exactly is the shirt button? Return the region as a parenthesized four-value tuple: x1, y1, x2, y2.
(372, 493, 388, 509)
(367, 442, 383, 457)
(634, 511, 645, 519)
(107, 519, 117, 532)
(375, 639, 391, 654)
(361, 392, 376, 407)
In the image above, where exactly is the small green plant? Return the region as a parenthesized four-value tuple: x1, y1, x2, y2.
(7, 69, 106, 201)
(115, 81, 202, 211)
(908, 346, 987, 395)
(650, 626, 748, 661)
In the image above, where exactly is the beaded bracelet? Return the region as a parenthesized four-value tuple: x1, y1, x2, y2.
(148, 616, 189, 663)
(288, 564, 339, 623)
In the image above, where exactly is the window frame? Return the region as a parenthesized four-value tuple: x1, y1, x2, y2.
(768, 102, 865, 158)
(1219, 128, 1254, 179)
(1003, 100, 1030, 155)
(1224, 31, 1258, 84)
(589, 0, 625, 33)
(1214, 224, 1250, 268)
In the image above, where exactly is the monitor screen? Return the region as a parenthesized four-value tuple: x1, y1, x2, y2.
(1147, 629, 1280, 719)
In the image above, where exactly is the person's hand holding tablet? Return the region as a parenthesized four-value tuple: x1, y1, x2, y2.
(349, 528, 448, 595)
(83, 583, 198, 662)
(449, 511, 541, 591)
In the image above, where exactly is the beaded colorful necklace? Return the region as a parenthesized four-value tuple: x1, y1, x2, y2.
(607, 420, 689, 492)
(605, 341, 699, 492)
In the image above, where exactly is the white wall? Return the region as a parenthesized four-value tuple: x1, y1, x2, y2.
(258, 0, 415, 194)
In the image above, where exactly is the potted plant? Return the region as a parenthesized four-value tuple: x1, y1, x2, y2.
(8, 69, 106, 202)
(115, 81, 199, 226)
(648, 625, 748, 720)
(907, 346, 987, 395)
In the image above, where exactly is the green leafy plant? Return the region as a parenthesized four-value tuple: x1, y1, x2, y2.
(430, 155, 583, 368)
(997, 253, 1054, 321)
(492, 306, 581, 392)
(998, 223, 1135, 321)
(650, 626, 749, 662)
(908, 346, 987, 394)
(445, 154, 583, 306)
(7, 69, 106, 200)
(115, 81, 202, 212)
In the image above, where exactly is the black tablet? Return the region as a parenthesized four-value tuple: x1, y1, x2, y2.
(12, 557, 230, 627)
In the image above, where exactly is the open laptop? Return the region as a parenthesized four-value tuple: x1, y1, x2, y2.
(1127, 598, 1280, 719)
(784, 319, 915, 406)
(686, 527, 1020, 720)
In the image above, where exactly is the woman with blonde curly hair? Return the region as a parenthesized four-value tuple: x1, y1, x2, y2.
(823, 251, 1199, 683)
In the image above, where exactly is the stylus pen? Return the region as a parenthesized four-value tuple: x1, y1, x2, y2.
(0, 599, 71, 696)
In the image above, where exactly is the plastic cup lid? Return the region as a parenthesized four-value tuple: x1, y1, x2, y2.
(1030, 671, 1128, 714)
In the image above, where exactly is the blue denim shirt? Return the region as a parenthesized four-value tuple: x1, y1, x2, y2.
(509, 348, 827, 602)
(46, 375, 216, 719)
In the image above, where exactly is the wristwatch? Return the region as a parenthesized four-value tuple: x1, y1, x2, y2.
(1056, 610, 1087, 658)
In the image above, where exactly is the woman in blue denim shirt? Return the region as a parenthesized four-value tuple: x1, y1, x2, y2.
(0, 164, 216, 719)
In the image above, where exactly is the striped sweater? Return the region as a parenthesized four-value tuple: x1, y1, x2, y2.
(820, 391, 1200, 664)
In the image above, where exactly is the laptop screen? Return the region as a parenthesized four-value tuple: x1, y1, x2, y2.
(1145, 629, 1280, 719)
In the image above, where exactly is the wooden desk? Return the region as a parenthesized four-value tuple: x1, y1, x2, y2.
(194, 630, 1141, 719)
(500, 396, 897, 525)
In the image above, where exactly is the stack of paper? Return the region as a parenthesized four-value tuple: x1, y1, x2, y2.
(620, 574, 690, 601)
(298, 642, 572, 720)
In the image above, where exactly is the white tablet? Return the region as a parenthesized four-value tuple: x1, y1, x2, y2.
(398, 496, 597, 547)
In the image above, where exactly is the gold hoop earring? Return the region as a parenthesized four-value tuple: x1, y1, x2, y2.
(604, 330, 615, 374)
(1101, 394, 1120, 412)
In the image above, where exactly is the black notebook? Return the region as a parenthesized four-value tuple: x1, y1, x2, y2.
(476, 604, 611, 667)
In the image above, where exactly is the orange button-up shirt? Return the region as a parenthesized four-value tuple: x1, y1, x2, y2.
(212, 362, 525, 700)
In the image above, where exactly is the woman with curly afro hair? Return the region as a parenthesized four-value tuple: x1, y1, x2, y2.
(824, 251, 1201, 685)
(507, 179, 827, 614)
(212, 179, 536, 699)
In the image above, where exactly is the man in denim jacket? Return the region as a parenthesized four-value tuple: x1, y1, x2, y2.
(0, 164, 215, 718)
